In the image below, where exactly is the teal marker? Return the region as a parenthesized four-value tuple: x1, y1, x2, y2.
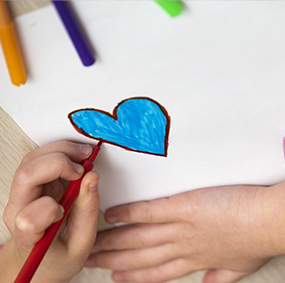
(155, 0, 184, 17)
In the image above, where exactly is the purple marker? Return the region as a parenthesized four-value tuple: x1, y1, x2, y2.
(52, 1, 95, 66)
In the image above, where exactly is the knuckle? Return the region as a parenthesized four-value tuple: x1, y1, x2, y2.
(21, 152, 34, 164)
(83, 171, 100, 187)
(15, 164, 34, 186)
(52, 153, 70, 170)
(16, 214, 36, 234)
(58, 140, 73, 152)
(123, 206, 133, 221)
(133, 229, 147, 248)
(83, 201, 100, 215)
(140, 203, 154, 222)
(91, 171, 100, 183)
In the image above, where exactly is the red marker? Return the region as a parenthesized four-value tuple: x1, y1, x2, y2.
(14, 141, 102, 283)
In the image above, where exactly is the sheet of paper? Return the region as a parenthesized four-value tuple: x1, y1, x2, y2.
(1, 1, 285, 211)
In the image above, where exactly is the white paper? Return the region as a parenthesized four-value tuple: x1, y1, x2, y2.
(1, 1, 285, 211)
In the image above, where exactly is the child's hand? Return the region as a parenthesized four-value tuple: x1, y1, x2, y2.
(3, 141, 100, 283)
(87, 183, 285, 283)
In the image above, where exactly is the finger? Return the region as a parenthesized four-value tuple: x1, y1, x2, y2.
(65, 171, 100, 256)
(94, 223, 178, 252)
(86, 243, 181, 270)
(112, 258, 193, 283)
(21, 141, 93, 164)
(6, 153, 84, 223)
(203, 269, 249, 283)
(105, 195, 187, 224)
(14, 196, 64, 251)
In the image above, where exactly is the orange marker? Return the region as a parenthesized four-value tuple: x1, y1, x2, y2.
(0, 1, 26, 86)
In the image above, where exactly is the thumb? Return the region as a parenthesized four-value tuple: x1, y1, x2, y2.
(65, 171, 100, 256)
(203, 269, 248, 283)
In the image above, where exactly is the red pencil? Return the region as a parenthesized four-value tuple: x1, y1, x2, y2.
(14, 141, 102, 283)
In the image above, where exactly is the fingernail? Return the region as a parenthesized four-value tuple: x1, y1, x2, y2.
(107, 215, 117, 224)
(74, 163, 84, 174)
(89, 181, 98, 191)
(80, 144, 92, 156)
(113, 273, 125, 282)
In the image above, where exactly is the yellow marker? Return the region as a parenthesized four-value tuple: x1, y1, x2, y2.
(0, 1, 26, 86)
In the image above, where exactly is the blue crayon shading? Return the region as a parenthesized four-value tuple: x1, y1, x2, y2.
(68, 97, 170, 156)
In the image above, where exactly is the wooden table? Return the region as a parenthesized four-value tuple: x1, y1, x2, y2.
(1, 1, 285, 282)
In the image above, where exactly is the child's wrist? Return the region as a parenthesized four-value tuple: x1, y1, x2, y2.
(6, 240, 70, 283)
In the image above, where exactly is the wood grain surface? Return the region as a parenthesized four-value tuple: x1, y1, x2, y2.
(1, 1, 285, 282)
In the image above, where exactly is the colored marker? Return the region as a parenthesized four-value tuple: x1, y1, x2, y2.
(155, 0, 184, 17)
(52, 1, 95, 66)
(0, 1, 27, 86)
(13, 141, 102, 283)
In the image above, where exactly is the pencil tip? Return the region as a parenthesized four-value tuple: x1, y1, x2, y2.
(97, 140, 103, 147)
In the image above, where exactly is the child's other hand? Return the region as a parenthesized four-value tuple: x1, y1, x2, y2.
(3, 141, 100, 283)
(87, 184, 285, 283)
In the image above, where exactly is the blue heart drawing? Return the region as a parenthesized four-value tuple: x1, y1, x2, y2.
(68, 97, 170, 156)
